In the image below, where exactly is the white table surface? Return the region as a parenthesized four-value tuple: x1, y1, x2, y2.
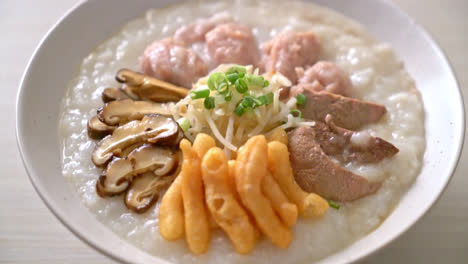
(1, 0, 467, 263)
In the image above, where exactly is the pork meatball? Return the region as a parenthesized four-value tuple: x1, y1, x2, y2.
(174, 12, 233, 45)
(205, 23, 260, 67)
(140, 38, 208, 89)
(262, 32, 320, 84)
(295, 61, 352, 97)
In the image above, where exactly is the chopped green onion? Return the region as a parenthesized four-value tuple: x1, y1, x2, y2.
(207, 72, 225, 91)
(265, 92, 274, 104)
(204, 96, 215, 109)
(257, 95, 268, 106)
(225, 90, 233, 101)
(177, 117, 191, 132)
(296, 93, 306, 106)
(241, 96, 255, 108)
(235, 78, 248, 94)
(245, 74, 265, 88)
(290, 109, 302, 118)
(257, 92, 274, 106)
(252, 97, 263, 108)
(217, 81, 229, 94)
(226, 72, 239, 84)
(263, 80, 269, 87)
(234, 104, 247, 116)
(226, 65, 247, 75)
(190, 89, 210, 99)
(328, 200, 340, 210)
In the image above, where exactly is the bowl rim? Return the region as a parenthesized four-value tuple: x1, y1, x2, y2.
(15, 1, 128, 263)
(15, 0, 465, 263)
(341, 0, 466, 262)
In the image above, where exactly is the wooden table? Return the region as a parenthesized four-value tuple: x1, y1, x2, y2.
(1, 0, 467, 263)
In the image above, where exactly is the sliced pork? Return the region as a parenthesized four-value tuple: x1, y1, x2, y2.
(297, 90, 386, 130)
(174, 12, 233, 45)
(288, 126, 381, 202)
(262, 32, 320, 84)
(310, 115, 399, 163)
(140, 38, 208, 89)
(205, 23, 260, 67)
(293, 61, 353, 97)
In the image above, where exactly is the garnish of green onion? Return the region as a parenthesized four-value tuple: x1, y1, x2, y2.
(328, 200, 340, 210)
(296, 93, 306, 106)
(247, 96, 265, 108)
(225, 90, 233, 101)
(235, 78, 248, 94)
(234, 104, 247, 116)
(245, 74, 266, 88)
(177, 117, 191, 132)
(205, 67, 275, 116)
(257, 92, 274, 105)
(204, 96, 215, 109)
(207, 72, 225, 91)
(217, 81, 229, 94)
(226, 65, 247, 75)
(290, 109, 302, 119)
(190, 89, 210, 99)
(226, 72, 239, 84)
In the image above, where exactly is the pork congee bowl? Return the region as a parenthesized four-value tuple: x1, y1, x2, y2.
(16, 0, 464, 263)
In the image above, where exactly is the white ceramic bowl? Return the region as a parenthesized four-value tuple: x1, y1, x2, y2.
(16, 0, 465, 263)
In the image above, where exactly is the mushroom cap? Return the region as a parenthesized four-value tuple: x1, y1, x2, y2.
(87, 115, 116, 140)
(96, 158, 132, 196)
(116, 69, 189, 102)
(92, 114, 181, 166)
(101, 87, 130, 103)
(124, 172, 175, 213)
(97, 99, 171, 126)
(96, 144, 179, 197)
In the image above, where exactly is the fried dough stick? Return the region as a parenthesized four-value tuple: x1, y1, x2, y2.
(180, 139, 210, 254)
(236, 136, 292, 248)
(158, 133, 216, 241)
(202, 147, 257, 254)
(262, 173, 298, 227)
(158, 175, 184, 240)
(192, 134, 218, 229)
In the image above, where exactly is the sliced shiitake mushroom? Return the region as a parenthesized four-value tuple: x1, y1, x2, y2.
(116, 69, 189, 102)
(115, 142, 145, 158)
(92, 114, 181, 166)
(130, 144, 178, 176)
(97, 99, 171, 126)
(96, 157, 132, 196)
(87, 115, 116, 139)
(131, 85, 184, 102)
(101, 87, 131, 103)
(124, 172, 175, 213)
(122, 85, 140, 100)
(96, 144, 178, 196)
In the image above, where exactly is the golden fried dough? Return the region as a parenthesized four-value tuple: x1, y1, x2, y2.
(262, 173, 298, 227)
(235, 136, 292, 248)
(180, 139, 211, 254)
(267, 127, 288, 145)
(158, 175, 184, 241)
(202, 147, 257, 254)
